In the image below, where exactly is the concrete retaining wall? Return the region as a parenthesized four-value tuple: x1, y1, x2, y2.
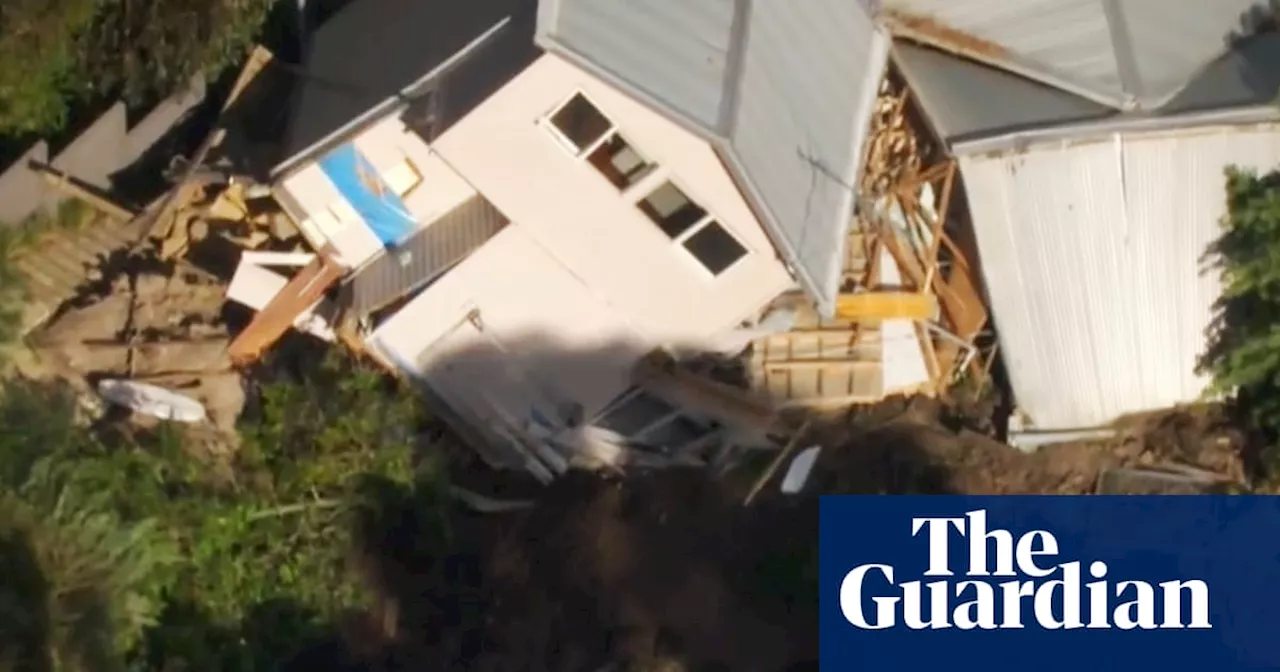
(0, 76, 207, 226)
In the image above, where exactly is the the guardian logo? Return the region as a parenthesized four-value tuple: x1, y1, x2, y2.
(840, 510, 1212, 631)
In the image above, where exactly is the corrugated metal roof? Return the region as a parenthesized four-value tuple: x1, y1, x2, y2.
(893, 39, 1115, 142)
(958, 124, 1280, 430)
(344, 195, 508, 316)
(536, 0, 890, 317)
(882, 0, 1270, 110)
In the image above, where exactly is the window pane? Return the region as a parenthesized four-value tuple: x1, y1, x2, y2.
(587, 134, 654, 189)
(595, 390, 675, 437)
(683, 221, 747, 275)
(382, 159, 422, 196)
(637, 181, 706, 238)
(549, 93, 612, 153)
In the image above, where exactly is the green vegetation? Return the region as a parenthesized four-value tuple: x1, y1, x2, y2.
(0, 351, 449, 670)
(0, 0, 275, 136)
(1200, 168, 1280, 467)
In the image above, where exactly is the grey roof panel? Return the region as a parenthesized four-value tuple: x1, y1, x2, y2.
(538, 0, 890, 315)
(726, 0, 889, 311)
(548, 0, 735, 128)
(345, 195, 509, 316)
(278, 0, 538, 171)
(882, 0, 1269, 110)
(893, 39, 1115, 142)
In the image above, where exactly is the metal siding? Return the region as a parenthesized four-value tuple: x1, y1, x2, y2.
(960, 124, 1280, 430)
(884, 0, 1266, 110)
(728, 0, 890, 314)
(347, 196, 508, 316)
(546, 0, 734, 128)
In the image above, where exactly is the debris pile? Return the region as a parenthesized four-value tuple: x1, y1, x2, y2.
(728, 70, 992, 411)
(5, 46, 298, 449)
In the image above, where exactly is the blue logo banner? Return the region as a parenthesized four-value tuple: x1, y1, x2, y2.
(318, 142, 417, 246)
(820, 496, 1280, 670)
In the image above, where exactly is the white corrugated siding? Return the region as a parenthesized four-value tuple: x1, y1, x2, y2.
(959, 124, 1280, 429)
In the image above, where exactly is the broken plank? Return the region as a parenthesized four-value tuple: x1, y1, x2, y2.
(227, 250, 345, 364)
(145, 128, 228, 243)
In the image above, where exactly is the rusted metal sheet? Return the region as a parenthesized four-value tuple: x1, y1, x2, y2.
(883, 10, 1009, 60)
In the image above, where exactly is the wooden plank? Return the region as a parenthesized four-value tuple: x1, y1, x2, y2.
(743, 419, 814, 506)
(835, 291, 936, 321)
(227, 249, 345, 364)
(30, 162, 137, 221)
(762, 358, 879, 371)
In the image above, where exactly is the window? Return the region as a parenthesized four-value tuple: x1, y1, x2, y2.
(587, 134, 654, 189)
(381, 158, 422, 197)
(636, 180, 748, 275)
(546, 92, 656, 190)
(637, 181, 706, 238)
(682, 222, 748, 276)
(593, 388, 718, 453)
(549, 93, 612, 154)
(595, 390, 675, 437)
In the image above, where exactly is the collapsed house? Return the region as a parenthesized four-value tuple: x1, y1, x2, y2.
(225, 0, 991, 479)
(884, 0, 1280, 438)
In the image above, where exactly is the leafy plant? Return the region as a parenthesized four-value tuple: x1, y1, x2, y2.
(1199, 168, 1280, 465)
(0, 349, 449, 669)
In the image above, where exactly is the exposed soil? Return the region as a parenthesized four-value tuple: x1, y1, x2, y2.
(23, 255, 245, 445)
(344, 396, 1248, 672)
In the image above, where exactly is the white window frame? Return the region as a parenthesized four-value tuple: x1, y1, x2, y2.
(540, 90, 656, 191)
(636, 178, 751, 279)
(589, 387, 718, 454)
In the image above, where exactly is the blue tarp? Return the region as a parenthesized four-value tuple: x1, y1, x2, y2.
(318, 143, 417, 246)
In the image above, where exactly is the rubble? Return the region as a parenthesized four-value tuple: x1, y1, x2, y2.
(707, 70, 992, 413)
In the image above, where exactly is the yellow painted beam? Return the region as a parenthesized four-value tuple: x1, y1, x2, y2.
(835, 291, 936, 321)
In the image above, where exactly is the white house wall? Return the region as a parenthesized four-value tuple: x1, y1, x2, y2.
(959, 123, 1280, 430)
(371, 225, 646, 421)
(275, 115, 480, 268)
(426, 53, 795, 349)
